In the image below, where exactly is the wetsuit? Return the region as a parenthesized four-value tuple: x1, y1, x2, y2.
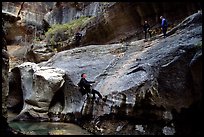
(78, 78, 102, 99)
(143, 23, 152, 39)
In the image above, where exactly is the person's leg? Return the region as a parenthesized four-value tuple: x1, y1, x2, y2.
(92, 89, 102, 99)
(92, 91, 95, 99)
(163, 27, 167, 37)
(164, 27, 167, 37)
(86, 93, 89, 98)
(76, 40, 79, 47)
(145, 31, 147, 39)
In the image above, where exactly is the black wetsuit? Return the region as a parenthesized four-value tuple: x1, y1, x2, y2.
(78, 78, 102, 99)
(143, 23, 152, 39)
(75, 32, 82, 46)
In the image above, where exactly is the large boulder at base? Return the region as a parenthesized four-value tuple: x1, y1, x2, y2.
(10, 62, 66, 121)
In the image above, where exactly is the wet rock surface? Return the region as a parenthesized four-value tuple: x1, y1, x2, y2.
(8, 121, 92, 135)
(7, 10, 202, 135)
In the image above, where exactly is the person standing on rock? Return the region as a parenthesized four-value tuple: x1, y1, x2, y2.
(43, 8, 52, 33)
(77, 73, 106, 102)
(75, 30, 82, 47)
(143, 20, 152, 39)
(160, 16, 168, 38)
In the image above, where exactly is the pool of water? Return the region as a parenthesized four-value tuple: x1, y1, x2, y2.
(9, 121, 92, 135)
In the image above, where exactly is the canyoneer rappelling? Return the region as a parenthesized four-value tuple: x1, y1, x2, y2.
(77, 73, 106, 102)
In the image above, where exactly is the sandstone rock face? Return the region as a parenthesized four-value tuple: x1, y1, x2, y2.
(2, 14, 21, 135)
(2, 2, 50, 26)
(2, 20, 10, 123)
(2, 2, 113, 46)
(2, 2, 112, 26)
(44, 2, 114, 25)
(2, 2, 200, 46)
(8, 11, 202, 135)
(82, 2, 201, 45)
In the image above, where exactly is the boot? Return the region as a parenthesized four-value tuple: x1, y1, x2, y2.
(102, 96, 107, 102)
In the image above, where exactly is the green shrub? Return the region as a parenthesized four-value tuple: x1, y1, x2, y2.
(44, 16, 94, 49)
(35, 37, 42, 42)
(45, 16, 94, 39)
(195, 41, 202, 49)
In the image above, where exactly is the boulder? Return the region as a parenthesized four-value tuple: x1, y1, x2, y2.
(10, 62, 66, 121)
(25, 42, 55, 63)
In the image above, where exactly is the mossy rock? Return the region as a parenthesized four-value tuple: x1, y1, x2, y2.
(45, 16, 94, 46)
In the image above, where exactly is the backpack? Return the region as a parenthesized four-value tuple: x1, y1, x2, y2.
(78, 81, 88, 96)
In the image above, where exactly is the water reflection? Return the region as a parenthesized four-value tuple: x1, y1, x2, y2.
(9, 121, 92, 135)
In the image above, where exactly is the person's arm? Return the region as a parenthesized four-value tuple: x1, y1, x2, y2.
(143, 24, 146, 31)
(88, 81, 95, 84)
(161, 19, 165, 27)
(85, 79, 95, 84)
(81, 78, 95, 87)
(147, 24, 150, 30)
